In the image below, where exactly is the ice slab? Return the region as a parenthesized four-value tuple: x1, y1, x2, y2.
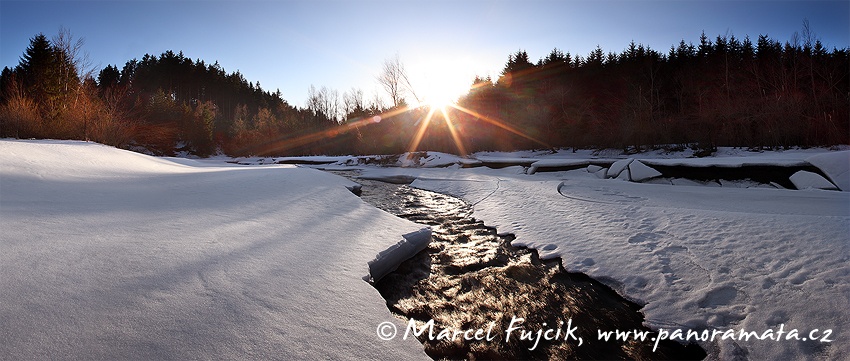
(367, 228, 432, 282)
(789, 170, 839, 190)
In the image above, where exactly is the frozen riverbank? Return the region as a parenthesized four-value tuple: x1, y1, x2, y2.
(350, 157, 848, 360)
(343, 172, 706, 359)
(3, 140, 846, 360)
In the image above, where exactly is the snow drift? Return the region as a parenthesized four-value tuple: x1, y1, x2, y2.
(805, 150, 850, 191)
(0, 140, 428, 360)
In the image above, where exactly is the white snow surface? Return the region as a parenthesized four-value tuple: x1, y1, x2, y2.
(5, 140, 848, 360)
(474, 147, 846, 171)
(359, 154, 850, 360)
(593, 168, 608, 179)
(805, 151, 850, 191)
(615, 167, 631, 181)
(586, 165, 604, 173)
(628, 160, 662, 182)
(398, 151, 477, 168)
(368, 228, 432, 282)
(607, 158, 634, 178)
(0, 140, 428, 360)
(789, 170, 839, 190)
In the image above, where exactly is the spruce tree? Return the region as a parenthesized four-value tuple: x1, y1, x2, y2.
(16, 34, 60, 104)
(0, 66, 14, 102)
(97, 65, 120, 92)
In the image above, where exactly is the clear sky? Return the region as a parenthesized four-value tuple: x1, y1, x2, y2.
(2, 0, 848, 107)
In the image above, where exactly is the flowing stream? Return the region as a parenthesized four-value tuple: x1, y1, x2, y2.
(334, 170, 706, 360)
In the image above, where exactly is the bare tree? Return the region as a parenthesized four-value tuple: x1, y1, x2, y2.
(306, 85, 321, 116)
(52, 27, 94, 92)
(800, 19, 820, 109)
(343, 87, 365, 119)
(306, 85, 341, 123)
(321, 87, 340, 123)
(368, 88, 386, 114)
(377, 54, 419, 107)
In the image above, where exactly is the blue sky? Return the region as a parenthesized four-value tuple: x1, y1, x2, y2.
(2, 0, 848, 106)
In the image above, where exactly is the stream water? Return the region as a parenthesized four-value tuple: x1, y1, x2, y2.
(334, 171, 706, 360)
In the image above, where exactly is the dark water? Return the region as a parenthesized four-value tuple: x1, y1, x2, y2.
(334, 171, 706, 360)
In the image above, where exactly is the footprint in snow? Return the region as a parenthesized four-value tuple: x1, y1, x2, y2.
(698, 285, 739, 308)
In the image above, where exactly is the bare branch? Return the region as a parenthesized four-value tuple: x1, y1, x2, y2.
(376, 54, 419, 107)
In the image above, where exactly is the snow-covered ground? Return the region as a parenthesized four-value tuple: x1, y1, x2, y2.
(354, 150, 849, 360)
(2, 140, 847, 360)
(0, 140, 428, 360)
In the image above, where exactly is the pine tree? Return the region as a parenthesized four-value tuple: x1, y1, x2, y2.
(16, 34, 61, 105)
(585, 46, 605, 67)
(502, 50, 534, 75)
(0, 66, 14, 102)
(97, 65, 120, 91)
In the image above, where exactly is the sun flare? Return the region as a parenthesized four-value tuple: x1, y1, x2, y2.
(417, 87, 460, 110)
(410, 60, 473, 110)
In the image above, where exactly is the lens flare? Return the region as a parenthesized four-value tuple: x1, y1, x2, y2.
(238, 92, 550, 157)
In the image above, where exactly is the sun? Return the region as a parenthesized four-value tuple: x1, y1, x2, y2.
(409, 60, 473, 110)
(413, 80, 466, 111)
(418, 81, 465, 109)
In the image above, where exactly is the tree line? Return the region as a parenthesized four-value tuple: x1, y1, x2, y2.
(1, 23, 847, 157)
(0, 30, 390, 156)
(452, 23, 848, 153)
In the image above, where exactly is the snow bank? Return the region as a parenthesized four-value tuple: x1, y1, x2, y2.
(399, 151, 473, 168)
(391, 162, 849, 361)
(527, 159, 590, 174)
(475, 156, 538, 166)
(234, 155, 353, 165)
(805, 150, 850, 191)
(641, 157, 810, 168)
(0, 140, 428, 360)
(789, 170, 839, 190)
(469, 146, 847, 162)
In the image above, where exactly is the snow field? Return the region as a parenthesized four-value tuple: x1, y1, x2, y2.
(4, 140, 846, 360)
(0, 140, 428, 360)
